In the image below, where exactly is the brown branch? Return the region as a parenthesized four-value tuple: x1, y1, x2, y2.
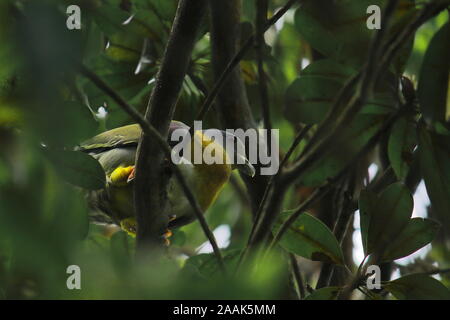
(316, 177, 356, 289)
(196, 0, 299, 121)
(256, 0, 272, 132)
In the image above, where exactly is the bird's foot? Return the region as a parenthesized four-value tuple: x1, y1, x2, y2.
(120, 217, 137, 237)
(119, 217, 174, 246)
(163, 229, 173, 246)
(110, 166, 135, 186)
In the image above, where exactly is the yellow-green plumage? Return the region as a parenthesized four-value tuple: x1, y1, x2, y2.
(79, 121, 248, 234)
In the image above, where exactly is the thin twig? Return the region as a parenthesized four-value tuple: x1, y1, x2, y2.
(393, 267, 450, 276)
(298, 73, 361, 158)
(78, 64, 226, 274)
(287, 0, 401, 182)
(289, 253, 306, 299)
(208, 0, 264, 217)
(247, 125, 312, 245)
(237, 125, 312, 270)
(374, 1, 450, 83)
(422, 268, 450, 275)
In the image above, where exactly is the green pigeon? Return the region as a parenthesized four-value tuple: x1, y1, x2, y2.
(77, 121, 255, 237)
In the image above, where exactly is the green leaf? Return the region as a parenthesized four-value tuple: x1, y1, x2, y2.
(385, 274, 450, 300)
(381, 218, 440, 262)
(44, 150, 106, 190)
(81, 18, 104, 60)
(62, 101, 99, 143)
(418, 125, 450, 231)
(134, 0, 177, 22)
(92, 5, 130, 37)
(294, 0, 416, 70)
(285, 60, 355, 124)
(417, 23, 450, 125)
(184, 249, 241, 278)
(358, 189, 378, 256)
(367, 182, 413, 255)
(171, 230, 187, 247)
(273, 212, 344, 265)
(388, 116, 417, 180)
(305, 286, 341, 300)
(84, 223, 113, 253)
(285, 60, 397, 125)
(299, 114, 386, 186)
(29, 99, 99, 148)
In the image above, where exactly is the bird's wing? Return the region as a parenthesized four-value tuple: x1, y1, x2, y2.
(77, 124, 142, 152)
(77, 121, 190, 152)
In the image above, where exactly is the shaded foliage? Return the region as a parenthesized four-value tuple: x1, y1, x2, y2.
(0, 0, 449, 300)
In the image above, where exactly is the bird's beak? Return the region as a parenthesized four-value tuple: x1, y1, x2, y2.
(233, 157, 256, 177)
(126, 167, 136, 183)
(212, 130, 255, 177)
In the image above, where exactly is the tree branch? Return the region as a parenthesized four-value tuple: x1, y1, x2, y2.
(134, 0, 207, 250)
(289, 253, 306, 299)
(316, 177, 356, 289)
(208, 0, 270, 216)
(269, 106, 407, 252)
(256, 0, 272, 132)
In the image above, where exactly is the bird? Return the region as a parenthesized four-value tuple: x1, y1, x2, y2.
(77, 120, 255, 240)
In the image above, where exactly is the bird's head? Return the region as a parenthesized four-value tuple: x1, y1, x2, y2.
(207, 129, 255, 178)
(169, 122, 255, 177)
